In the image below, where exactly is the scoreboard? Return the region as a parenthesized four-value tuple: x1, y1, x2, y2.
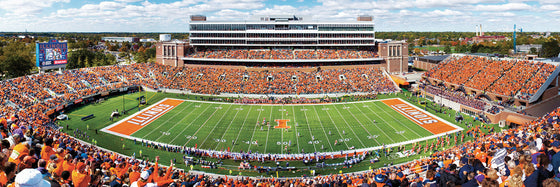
(36, 39, 68, 68)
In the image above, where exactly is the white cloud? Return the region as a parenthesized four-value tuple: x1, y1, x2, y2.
(539, 0, 560, 4)
(252, 5, 299, 16)
(115, 0, 143, 2)
(0, 0, 70, 15)
(480, 12, 516, 17)
(0, 0, 557, 32)
(429, 9, 463, 16)
(541, 4, 560, 11)
(413, 0, 502, 8)
(99, 1, 126, 10)
(210, 9, 251, 20)
(473, 3, 532, 11)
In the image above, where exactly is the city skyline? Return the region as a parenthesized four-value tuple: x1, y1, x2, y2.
(0, 0, 558, 32)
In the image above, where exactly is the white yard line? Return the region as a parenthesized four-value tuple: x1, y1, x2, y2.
(291, 105, 301, 154)
(349, 103, 396, 143)
(372, 102, 423, 138)
(281, 105, 284, 154)
(183, 104, 224, 146)
(101, 98, 169, 132)
(302, 106, 317, 152)
(362, 102, 411, 140)
(247, 106, 264, 152)
(104, 97, 462, 156)
(148, 102, 194, 140)
(199, 104, 234, 148)
(264, 105, 273, 153)
(341, 103, 384, 146)
(331, 105, 366, 147)
(315, 105, 349, 148)
(310, 106, 334, 151)
(213, 106, 242, 150)
(104, 97, 462, 157)
(168, 104, 213, 144)
(232, 105, 253, 151)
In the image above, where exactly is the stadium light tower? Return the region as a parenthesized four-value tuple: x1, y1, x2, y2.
(513, 24, 523, 54)
(513, 24, 517, 54)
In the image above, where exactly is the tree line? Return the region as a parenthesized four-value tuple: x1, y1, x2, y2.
(0, 32, 558, 80)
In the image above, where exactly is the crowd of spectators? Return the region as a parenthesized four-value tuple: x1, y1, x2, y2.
(487, 105, 502, 115)
(164, 66, 397, 95)
(233, 94, 379, 104)
(234, 97, 331, 104)
(518, 63, 557, 100)
(1, 90, 560, 186)
(425, 55, 557, 99)
(2, 60, 560, 186)
(422, 85, 486, 110)
(186, 49, 379, 60)
(0, 63, 395, 109)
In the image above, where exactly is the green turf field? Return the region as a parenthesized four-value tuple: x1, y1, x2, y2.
(104, 97, 448, 154)
(57, 91, 497, 176)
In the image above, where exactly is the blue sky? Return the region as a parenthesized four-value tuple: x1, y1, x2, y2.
(0, 0, 558, 32)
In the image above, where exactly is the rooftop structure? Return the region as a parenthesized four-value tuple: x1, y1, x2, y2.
(188, 15, 375, 47)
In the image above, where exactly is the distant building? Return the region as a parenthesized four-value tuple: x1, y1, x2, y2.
(412, 55, 450, 71)
(516, 44, 542, 53)
(102, 37, 139, 43)
(159, 34, 171, 42)
(155, 15, 409, 73)
(465, 35, 507, 44)
(140, 38, 157, 42)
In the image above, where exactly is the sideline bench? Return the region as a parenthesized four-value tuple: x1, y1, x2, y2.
(81, 114, 94, 121)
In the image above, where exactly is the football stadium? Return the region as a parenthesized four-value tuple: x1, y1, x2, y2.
(3, 15, 560, 187)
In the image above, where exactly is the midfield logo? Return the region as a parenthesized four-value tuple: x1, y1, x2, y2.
(274, 119, 291, 129)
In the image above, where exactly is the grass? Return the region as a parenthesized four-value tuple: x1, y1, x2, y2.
(131, 99, 433, 154)
(413, 45, 456, 53)
(58, 91, 501, 177)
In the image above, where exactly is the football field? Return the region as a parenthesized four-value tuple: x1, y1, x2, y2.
(102, 97, 461, 154)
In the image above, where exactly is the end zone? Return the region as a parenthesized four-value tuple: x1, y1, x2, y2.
(101, 98, 184, 136)
(381, 98, 462, 135)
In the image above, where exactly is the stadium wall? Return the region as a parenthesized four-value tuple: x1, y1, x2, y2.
(413, 59, 438, 71)
(154, 41, 409, 73)
(378, 42, 408, 73)
(484, 111, 536, 126)
(424, 77, 534, 107)
(423, 90, 537, 125)
(156, 42, 189, 67)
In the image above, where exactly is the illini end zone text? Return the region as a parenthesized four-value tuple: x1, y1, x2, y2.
(127, 103, 175, 126)
(381, 99, 457, 135)
(390, 104, 438, 125)
(105, 98, 184, 136)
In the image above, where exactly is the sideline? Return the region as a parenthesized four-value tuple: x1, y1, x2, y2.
(101, 97, 463, 159)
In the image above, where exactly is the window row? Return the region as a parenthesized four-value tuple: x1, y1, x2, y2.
(190, 33, 374, 38)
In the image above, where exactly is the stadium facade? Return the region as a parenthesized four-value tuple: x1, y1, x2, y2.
(417, 54, 560, 125)
(156, 15, 408, 73)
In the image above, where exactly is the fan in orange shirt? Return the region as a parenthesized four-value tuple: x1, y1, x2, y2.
(71, 162, 91, 187)
(40, 138, 56, 161)
(8, 142, 29, 166)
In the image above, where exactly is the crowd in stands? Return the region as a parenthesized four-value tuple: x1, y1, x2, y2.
(487, 105, 502, 115)
(233, 94, 379, 104)
(425, 55, 557, 99)
(518, 63, 557, 100)
(3, 60, 560, 186)
(2, 89, 560, 186)
(234, 97, 331, 104)
(164, 66, 396, 95)
(186, 49, 379, 60)
(422, 85, 486, 110)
